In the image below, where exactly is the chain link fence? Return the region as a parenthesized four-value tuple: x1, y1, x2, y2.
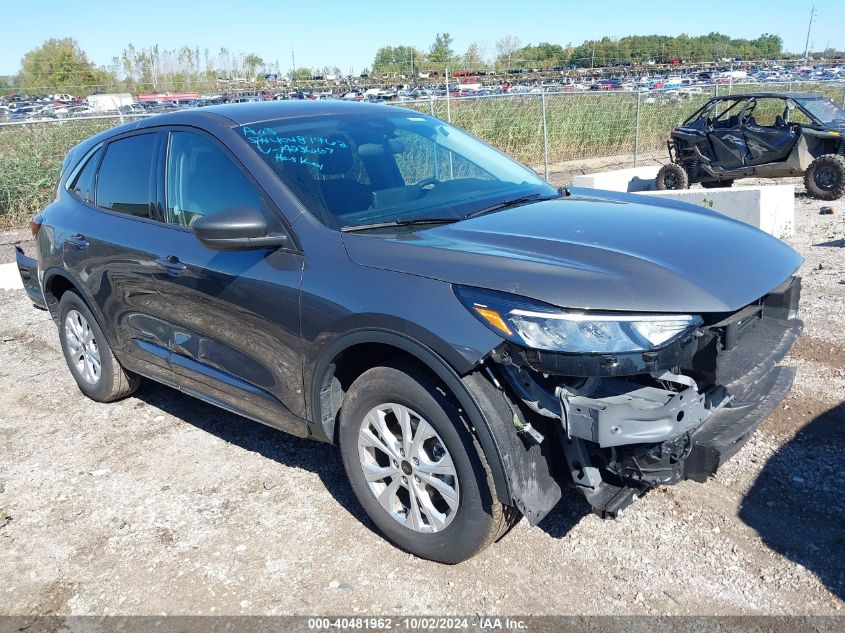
(3, 81, 845, 224)
(402, 80, 845, 186)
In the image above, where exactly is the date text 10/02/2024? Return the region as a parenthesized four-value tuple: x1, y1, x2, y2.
(306, 617, 529, 630)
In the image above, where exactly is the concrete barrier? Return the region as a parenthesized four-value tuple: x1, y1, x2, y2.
(638, 185, 795, 238)
(573, 166, 661, 192)
(0, 262, 24, 291)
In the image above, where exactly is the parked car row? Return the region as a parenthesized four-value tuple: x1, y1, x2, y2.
(3, 64, 844, 123)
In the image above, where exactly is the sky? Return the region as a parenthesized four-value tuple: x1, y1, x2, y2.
(2, 0, 844, 76)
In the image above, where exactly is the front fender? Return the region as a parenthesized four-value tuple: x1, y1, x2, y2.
(308, 328, 512, 507)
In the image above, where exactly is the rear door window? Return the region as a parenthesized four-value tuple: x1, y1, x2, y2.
(95, 133, 158, 219)
(68, 147, 103, 204)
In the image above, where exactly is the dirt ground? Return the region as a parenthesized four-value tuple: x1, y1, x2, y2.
(0, 183, 843, 617)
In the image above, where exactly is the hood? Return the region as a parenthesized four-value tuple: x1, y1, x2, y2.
(342, 191, 802, 314)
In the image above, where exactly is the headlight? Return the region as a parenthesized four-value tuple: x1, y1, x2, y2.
(455, 286, 702, 353)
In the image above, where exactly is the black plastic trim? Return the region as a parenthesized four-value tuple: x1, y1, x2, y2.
(309, 329, 511, 505)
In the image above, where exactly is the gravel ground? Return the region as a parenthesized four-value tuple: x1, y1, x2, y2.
(0, 185, 843, 617)
(0, 227, 31, 265)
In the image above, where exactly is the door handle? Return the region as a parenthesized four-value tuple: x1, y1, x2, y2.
(155, 255, 187, 277)
(65, 234, 89, 250)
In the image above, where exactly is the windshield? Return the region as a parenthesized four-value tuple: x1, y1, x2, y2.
(794, 97, 845, 123)
(238, 111, 556, 229)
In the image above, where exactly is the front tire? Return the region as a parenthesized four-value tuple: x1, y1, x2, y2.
(804, 154, 845, 200)
(338, 361, 508, 563)
(656, 163, 690, 190)
(58, 291, 140, 402)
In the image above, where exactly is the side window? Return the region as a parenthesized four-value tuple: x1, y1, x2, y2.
(747, 99, 784, 127)
(786, 103, 813, 126)
(68, 147, 103, 204)
(393, 129, 493, 185)
(96, 134, 158, 219)
(166, 132, 263, 227)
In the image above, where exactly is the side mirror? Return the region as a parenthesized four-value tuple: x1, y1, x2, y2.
(192, 207, 290, 251)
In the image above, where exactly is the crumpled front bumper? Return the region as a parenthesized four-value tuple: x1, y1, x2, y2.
(686, 366, 795, 481)
(581, 358, 797, 518)
(495, 277, 803, 520)
(583, 312, 802, 517)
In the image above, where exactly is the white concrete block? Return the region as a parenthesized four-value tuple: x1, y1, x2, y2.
(0, 262, 24, 291)
(637, 185, 795, 238)
(573, 166, 661, 192)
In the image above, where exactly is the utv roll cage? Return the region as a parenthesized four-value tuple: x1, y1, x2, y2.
(680, 93, 829, 130)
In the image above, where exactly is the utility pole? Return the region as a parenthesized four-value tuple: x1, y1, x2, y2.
(591, 42, 596, 70)
(803, 5, 817, 61)
(291, 46, 296, 81)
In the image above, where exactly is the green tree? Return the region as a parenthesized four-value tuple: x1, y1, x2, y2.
(373, 45, 424, 75)
(17, 38, 112, 95)
(462, 42, 485, 69)
(429, 33, 454, 64)
(495, 36, 522, 69)
(244, 53, 264, 78)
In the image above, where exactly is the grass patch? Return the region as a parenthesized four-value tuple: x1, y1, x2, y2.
(2, 82, 842, 227)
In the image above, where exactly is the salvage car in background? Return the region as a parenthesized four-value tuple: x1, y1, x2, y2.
(17, 101, 802, 563)
(656, 92, 845, 199)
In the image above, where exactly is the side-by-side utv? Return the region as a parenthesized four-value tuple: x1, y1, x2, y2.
(656, 92, 845, 200)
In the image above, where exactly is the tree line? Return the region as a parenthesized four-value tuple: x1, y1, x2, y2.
(7, 38, 342, 95)
(2, 32, 832, 97)
(372, 32, 788, 75)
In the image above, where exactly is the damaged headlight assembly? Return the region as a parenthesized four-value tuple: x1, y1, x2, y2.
(455, 286, 703, 354)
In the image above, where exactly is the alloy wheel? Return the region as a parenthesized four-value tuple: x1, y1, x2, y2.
(357, 402, 459, 533)
(64, 309, 101, 385)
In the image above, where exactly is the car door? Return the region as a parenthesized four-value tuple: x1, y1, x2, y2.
(150, 128, 306, 435)
(742, 99, 798, 165)
(61, 130, 179, 385)
(706, 99, 750, 170)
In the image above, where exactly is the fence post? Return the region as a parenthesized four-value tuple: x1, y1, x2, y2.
(445, 66, 452, 123)
(842, 85, 845, 109)
(429, 96, 435, 117)
(714, 83, 718, 97)
(541, 91, 549, 181)
(788, 81, 792, 92)
(634, 90, 641, 168)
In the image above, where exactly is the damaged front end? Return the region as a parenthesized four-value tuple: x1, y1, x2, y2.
(460, 277, 802, 522)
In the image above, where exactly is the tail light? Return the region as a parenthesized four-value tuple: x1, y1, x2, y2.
(30, 213, 43, 236)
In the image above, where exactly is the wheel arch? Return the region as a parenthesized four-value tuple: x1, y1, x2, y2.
(41, 267, 118, 350)
(308, 329, 511, 505)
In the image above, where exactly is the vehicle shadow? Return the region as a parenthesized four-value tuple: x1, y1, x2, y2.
(132, 380, 380, 534)
(132, 380, 592, 542)
(535, 488, 591, 538)
(813, 238, 844, 248)
(738, 402, 845, 600)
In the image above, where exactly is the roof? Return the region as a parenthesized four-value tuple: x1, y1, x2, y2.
(62, 100, 412, 174)
(200, 99, 401, 125)
(709, 92, 825, 100)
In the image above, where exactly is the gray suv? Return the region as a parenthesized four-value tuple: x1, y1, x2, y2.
(16, 101, 802, 563)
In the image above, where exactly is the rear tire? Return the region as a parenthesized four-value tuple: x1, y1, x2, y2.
(656, 163, 689, 190)
(702, 179, 734, 189)
(338, 361, 509, 563)
(804, 154, 845, 200)
(58, 291, 140, 402)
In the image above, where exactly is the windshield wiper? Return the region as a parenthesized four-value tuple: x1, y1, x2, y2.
(341, 217, 459, 233)
(464, 192, 560, 220)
